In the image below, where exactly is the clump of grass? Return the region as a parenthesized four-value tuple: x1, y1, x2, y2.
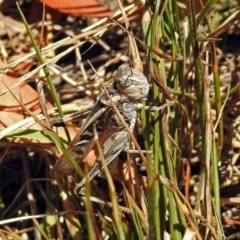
(141, 1, 239, 239)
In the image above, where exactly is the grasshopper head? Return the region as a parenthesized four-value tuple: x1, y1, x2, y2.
(114, 65, 150, 101)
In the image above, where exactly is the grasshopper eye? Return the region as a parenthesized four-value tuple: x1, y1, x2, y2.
(115, 75, 132, 88)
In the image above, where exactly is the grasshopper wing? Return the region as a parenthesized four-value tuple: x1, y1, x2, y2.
(49, 86, 119, 178)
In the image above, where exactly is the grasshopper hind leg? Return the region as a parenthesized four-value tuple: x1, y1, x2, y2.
(74, 131, 130, 195)
(74, 157, 119, 195)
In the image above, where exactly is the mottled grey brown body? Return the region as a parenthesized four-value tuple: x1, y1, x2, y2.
(49, 65, 150, 195)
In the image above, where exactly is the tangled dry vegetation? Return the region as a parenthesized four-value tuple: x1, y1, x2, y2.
(0, 0, 240, 239)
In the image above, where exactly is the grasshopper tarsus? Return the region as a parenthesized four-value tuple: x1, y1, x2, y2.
(51, 118, 66, 127)
(51, 110, 91, 127)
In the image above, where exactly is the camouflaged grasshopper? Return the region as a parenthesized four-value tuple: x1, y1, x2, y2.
(50, 65, 150, 195)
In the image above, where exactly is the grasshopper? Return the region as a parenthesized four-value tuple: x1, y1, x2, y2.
(50, 65, 150, 195)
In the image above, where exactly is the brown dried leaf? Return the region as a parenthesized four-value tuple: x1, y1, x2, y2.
(39, 0, 113, 18)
